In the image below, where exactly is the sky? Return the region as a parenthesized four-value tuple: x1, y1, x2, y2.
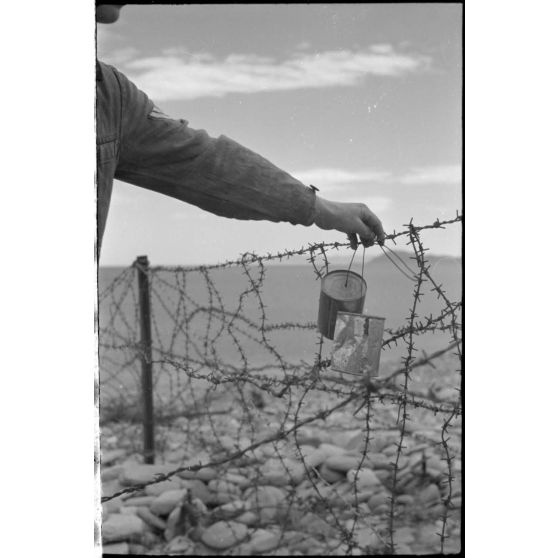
(97, 3, 462, 266)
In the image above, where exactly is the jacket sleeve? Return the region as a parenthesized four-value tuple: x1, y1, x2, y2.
(111, 65, 317, 226)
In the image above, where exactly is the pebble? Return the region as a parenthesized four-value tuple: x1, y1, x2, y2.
(164, 506, 184, 542)
(182, 479, 212, 504)
(102, 499, 122, 517)
(418, 524, 442, 546)
(209, 491, 240, 506)
(213, 499, 246, 520)
(119, 506, 138, 515)
(298, 512, 334, 537)
(102, 479, 124, 498)
(366, 452, 392, 470)
(261, 467, 290, 487)
(294, 427, 324, 447)
(119, 464, 177, 486)
(382, 444, 398, 457)
(165, 535, 196, 554)
(245, 485, 286, 523)
(208, 479, 241, 495)
(290, 532, 323, 551)
(150, 489, 187, 516)
(175, 457, 211, 480)
(101, 465, 124, 483)
(200, 520, 249, 550)
(102, 542, 129, 554)
(102, 448, 127, 466)
(136, 506, 167, 531)
(396, 494, 415, 506)
(330, 429, 363, 449)
(236, 511, 258, 525)
(144, 479, 182, 496)
(372, 503, 390, 515)
(122, 496, 155, 507)
(195, 467, 218, 482)
(188, 525, 205, 542)
(394, 526, 415, 544)
(166, 431, 188, 449)
(282, 531, 307, 545)
(324, 453, 364, 473)
(247, 529, 281, 553)
(353, 488, 380, 504)
(347, 468, 382, 489)
(428, 503, 445, 516)
(302, 447, 329, 469)
(374, 469, 392, 484)
(353, 527, 381, 549)
(296, 444, 318, 459)
(318, 443, 348, 459)
(102, 513, 145, 543)
(276, 547, 298, 555)
(418, 483, 441, 504)
(223, 472, 250, 488)
(347, 433, 394, 454)
(283, 459, 306, 485)
(165, 449, 187, 463)
(426, 454, 447, 474)
(367, 492, 389, 511)
(319, 463, 346, 483)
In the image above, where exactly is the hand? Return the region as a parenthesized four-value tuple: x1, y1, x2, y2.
(314, 196, 385, 249)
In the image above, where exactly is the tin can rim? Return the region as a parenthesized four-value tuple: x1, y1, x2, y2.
(321, 269, 367, 295)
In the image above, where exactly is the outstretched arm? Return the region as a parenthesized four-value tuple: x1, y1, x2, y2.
(103, 63, 385, 246)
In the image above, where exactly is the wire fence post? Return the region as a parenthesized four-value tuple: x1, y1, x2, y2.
(135, 255, 155, 464)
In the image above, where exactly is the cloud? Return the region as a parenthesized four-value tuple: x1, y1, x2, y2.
(354, 196, 392, 212)
(293, 168, 392, 188)
(399, 165, 462, 185)
(104, 44, 430, 101)
(293, 165, 461, 191)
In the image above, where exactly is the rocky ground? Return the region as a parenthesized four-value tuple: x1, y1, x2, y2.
(99, 371, 462, 556)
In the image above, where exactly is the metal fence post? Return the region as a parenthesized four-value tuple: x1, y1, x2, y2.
(135, 255, 155, 464)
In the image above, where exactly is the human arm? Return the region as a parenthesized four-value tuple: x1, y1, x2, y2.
(106, 63, 385, 244)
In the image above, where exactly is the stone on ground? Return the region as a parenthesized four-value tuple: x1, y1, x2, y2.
(102, 542, 129, 554)
(144, 479, 182, 496)
(102, 513, 145, 543)
(136, 506, 167, 531)
(150, 489, 187, 516)
(119, 464, 177, 486)
(201, 520, 249, 550)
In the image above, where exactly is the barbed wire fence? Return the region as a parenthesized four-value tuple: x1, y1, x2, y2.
(98, 214, 462, 555)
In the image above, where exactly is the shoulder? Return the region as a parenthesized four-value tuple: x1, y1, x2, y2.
(96, 60, 130, 86)
(97, 60, 151, 111)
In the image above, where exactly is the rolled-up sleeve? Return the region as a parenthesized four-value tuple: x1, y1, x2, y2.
(111, 65, 317, 226)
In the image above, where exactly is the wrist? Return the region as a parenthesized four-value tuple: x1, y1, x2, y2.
(314, 196, 336, 230)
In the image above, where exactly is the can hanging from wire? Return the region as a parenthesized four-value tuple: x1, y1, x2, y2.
(328, 312, 385, 385)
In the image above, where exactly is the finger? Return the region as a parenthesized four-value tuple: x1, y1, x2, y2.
(361, 211, 385, 246)
(347, 233, 358, 250)
(360, 232, 376, 248)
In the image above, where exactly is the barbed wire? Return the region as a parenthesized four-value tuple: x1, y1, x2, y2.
(98, 214, 462, 554)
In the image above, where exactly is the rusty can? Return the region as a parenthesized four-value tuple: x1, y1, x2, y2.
(329, 312, 385, 384)
(317, 270, 367, 339)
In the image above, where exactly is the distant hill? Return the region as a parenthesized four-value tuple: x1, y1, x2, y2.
(325, 250, 461, 270)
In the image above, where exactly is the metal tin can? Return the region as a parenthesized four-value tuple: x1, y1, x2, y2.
(317, 270, 367, 339)
(329, 312, 385, 384)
